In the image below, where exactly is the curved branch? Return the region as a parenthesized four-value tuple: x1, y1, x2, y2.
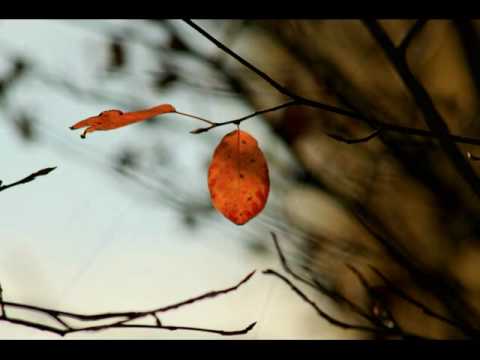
(262, 269, 387, 335)
(326, 129, 382, 144)
(368, 265, 472, 333)
(269, 233, 374, 322)
(182, 19, 480, 149)
(0, 271, 256, 337)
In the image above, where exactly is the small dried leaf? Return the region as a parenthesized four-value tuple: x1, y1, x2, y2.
(208, 130, 269, 225)
(69, 104, 176, 138)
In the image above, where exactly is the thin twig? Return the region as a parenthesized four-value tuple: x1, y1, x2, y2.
(265, 239, 430, 338)
(190, 100, 299, 134)
(152, 313, 162, 326)
(276, 238, 410, 337)
(269, 233, 374, 322)
(0, 167, 56, 193)
(182, 19, 300, 101)
(262, 269, 385, 334)
(84, 322, 257, 336)
(398, 19, 429, 55)
(0, 271, 256, 337)
(363, 19, 480, 201)
(5, 270, 255, 322)
(1, 315, 256, 337)
(182, 19, 480, 148)
(346, 264, 397, 331)
(0, 282, 6, 318)
(174, 111, 216, 126)
(326, 129, 382, 144)
(368, 265, 471, 332)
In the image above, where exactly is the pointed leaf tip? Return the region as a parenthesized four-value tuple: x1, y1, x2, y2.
(69, 104, 176, 138)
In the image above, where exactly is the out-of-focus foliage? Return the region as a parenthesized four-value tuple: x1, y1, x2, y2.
(223, 20, 480, 339)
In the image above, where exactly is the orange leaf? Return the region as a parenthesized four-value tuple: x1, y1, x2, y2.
(208, 130, 270, 225)
(69, 104, 176, 138)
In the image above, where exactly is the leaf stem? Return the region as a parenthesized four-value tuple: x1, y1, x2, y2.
(174, 111, 216, 125)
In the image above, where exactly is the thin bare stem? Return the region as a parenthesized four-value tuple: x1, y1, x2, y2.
(398, 19, 429, 55)
(267, 234, 435, 338)
(182, 19, 299, 100)
(262, 269, 383, 334)
(0, 283, 6, 318)
(190, 100, 298, 134)
(363, 19, 480, 201)
(368, 265, 471, 332)
(182, 19, 480, 149)
(152, 313, 162, 326)
(174, 110, 216, 125)
(326, 129, 382, 144)
(80, 322, 257, 336)
(346, 264, 397, 331)
(0, 167, 57, 193)
(0, 271, 257, 337)
(269, 233, 373, 322)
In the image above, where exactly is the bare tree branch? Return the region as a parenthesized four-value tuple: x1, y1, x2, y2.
(326, 129, 382, 144)
(269, 233, 374, 322)
(0, 271, 256, 337)
(363, 19, 480, 201)
(0, 167, 56, 193)
(262, 269, 382, 334)
(182, 19, 480, 149)
(190, 100, 299, 134)
(0, 282, 5, 318)
(346, 264, 397, 331)
(267, 233, 433, 339)
(368, 265, 472, 333)
(398, 19, 429, 55)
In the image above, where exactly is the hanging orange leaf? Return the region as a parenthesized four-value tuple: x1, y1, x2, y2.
(208, 130, 270, 225)
(69, 104, 176, 138)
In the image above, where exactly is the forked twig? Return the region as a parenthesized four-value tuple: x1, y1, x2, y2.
(190, 100, 299, 134)
(368, 265, 471, 333)
(398, 19, 429, 55)
(0, 271, 257, 337)
(183, 19, 480, 148)
(262, 269, 382, 334)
